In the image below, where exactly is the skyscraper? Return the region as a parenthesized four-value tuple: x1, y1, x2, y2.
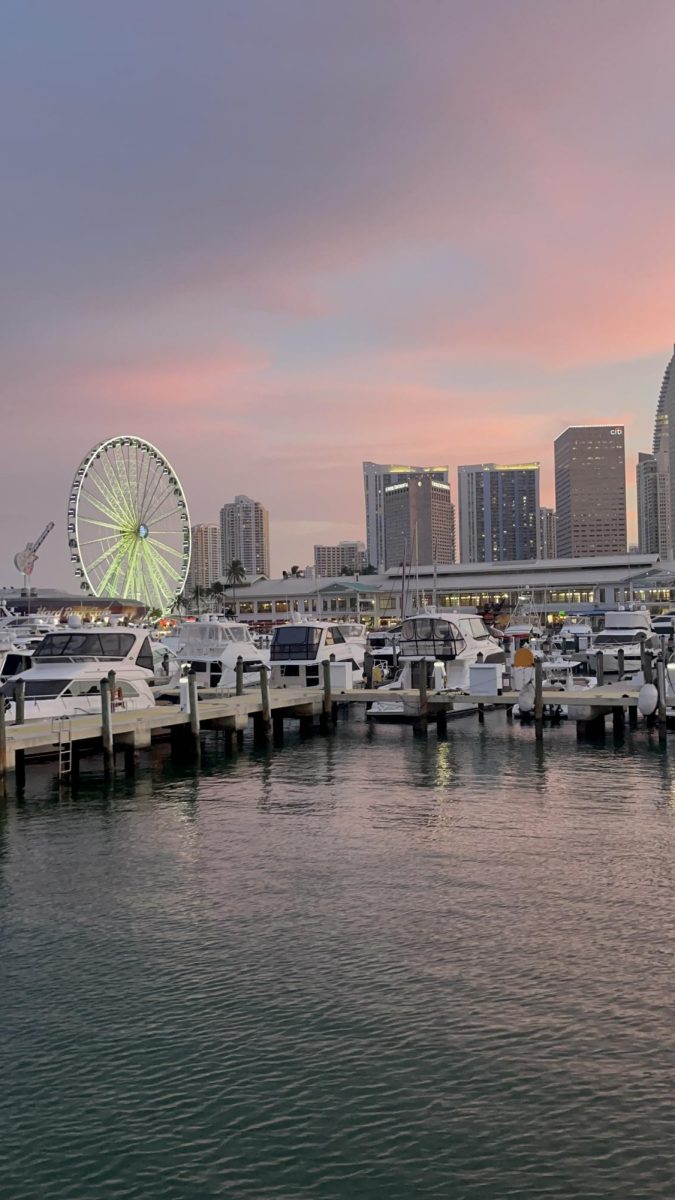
(457, 464, 540, 563)
(220, 495, 270, 578)
(187, 524, 221, 593)
(636, 453, 671, 557)
(383, 474, 455, 569)
(554, 426, 626, 558)
(363, 462, 449, 570)
(539, 507, 557, 559)
(643, 345, 675, 558)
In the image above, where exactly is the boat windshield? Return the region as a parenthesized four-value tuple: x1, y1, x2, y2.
(594, 632, 646, 645)
(271, 626, 323, 661)
(34, 632, 137, 660)
(0, 679, 72, 699)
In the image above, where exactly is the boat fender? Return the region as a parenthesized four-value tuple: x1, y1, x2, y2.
(638, 684, 658, 717)
(518, 680, 535, 714)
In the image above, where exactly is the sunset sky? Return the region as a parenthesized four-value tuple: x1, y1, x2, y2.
(2, 0, 675, 586)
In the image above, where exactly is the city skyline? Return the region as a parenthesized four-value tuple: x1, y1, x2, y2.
(3, 2, 675, 586)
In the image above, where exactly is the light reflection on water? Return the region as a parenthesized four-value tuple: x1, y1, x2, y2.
(1, 716, 675, 1199)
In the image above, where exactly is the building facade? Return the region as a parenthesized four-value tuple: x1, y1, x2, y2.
(314, 540, 368, 578)
(457, 463, 540, 563)
(383, 474, 455, 569)
(539, 507, 557, 559)
(219, 552, 673, 626)
(636, 452, 671, 557)
(647, 345, 674, 558)
(220, 495, 270, 578)
(187, 524, 222, 593)
(554, 426, 627, 558)
(363, 462, 449, 570)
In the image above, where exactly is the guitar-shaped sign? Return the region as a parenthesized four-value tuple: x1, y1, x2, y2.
(14, 522, 55, 577)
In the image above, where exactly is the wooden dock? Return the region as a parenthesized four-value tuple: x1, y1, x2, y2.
(0, 670, 661, 784)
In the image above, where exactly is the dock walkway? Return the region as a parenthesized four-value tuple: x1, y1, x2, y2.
(0, 679, 651, 780)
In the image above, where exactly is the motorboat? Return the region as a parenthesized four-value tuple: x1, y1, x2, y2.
(587, 608, 658, 675)
(653, 611, 675, 639)
(504, 592, 544, 645)
(367, 625, 401, 680)
(270, 618, 365, 688)
(554, 618, 594, 654)
(0, 614, 59, 639)
(368, 610, 505, 720)
(2, 660, 155, 722)
(162, 615, 269, 689)
(0, 643, 36, 684)
(29, 622, 156, 672)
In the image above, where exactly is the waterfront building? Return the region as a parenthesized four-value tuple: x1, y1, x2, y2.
(383, 474, 455, 569)
(220, 495, 270, 578)
(457, 463, 540, 563)
(221, 551, 675, 626)
(539, 507, 557, 559)
(636, 452, 671, 557)
(187, 524, 222, 593)
(314, 540, 368, 578)
(363, 462, 449, 570)
(554, 426, 627, 558)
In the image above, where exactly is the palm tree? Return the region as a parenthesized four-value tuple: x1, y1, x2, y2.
(172, 591, 190, 615)
(225, 559, 246, 610)
(210, 580, 224, 612)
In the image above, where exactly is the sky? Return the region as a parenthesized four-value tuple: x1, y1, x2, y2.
(2, 0, 675, 588)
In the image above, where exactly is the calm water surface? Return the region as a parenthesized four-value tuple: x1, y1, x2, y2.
(2, 717, 675, 1199)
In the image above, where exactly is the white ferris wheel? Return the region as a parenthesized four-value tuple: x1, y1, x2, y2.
(68, 436, 191, 613)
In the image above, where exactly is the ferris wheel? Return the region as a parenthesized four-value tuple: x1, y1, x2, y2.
(68, 436, 191, 612)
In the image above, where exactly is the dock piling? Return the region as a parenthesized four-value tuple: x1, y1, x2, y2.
(617, 648, 624, 681)
(595, 651, 604, 687)
(0, 698, 6, 788)
(255, 666, 272, 742)
(364, 650, 374, 689)
(321, 660, 333, 731)
(657, 659, 667, 744)
(415, 668, 428, 737)
(641, 641, 653, 685)
(14, 679, 26, 787)
(236, 656, 244, 696)
(188, 672, 201, 758)
(100, 678, 114, 775)
(534, 658, 544, 741)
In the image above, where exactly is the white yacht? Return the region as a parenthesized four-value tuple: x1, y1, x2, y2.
(28, 622, 157, 672)
(270, 618, 365, 688)
(588, 608, 658, 675)
(368, 610, 505, 720)
(162, 615, 269, 689)
(1, 623, 157, 722)
(2, 661, 155, 721)
(0, 643, 36, 684)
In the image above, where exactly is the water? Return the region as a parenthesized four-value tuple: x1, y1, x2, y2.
(2, 716, 675, 1199)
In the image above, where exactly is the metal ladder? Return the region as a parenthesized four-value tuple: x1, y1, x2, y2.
(53, 718, 73, 779)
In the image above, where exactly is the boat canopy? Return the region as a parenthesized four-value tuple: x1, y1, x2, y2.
(399, 616, 466, 660)
(271, 625, 323, 662)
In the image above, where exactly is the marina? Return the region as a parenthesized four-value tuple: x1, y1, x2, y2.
(0, 668, 668, 787)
